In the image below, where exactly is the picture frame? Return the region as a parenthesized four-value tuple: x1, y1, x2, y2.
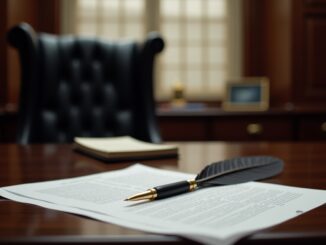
(222, 77, 269, 111)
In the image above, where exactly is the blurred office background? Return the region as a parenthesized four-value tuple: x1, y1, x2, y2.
(1, 0, 326, 142)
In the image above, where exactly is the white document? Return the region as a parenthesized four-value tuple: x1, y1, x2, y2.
(1, 164, 325, 245)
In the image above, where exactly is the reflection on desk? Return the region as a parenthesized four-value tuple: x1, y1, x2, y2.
(0, 142, 325, 244)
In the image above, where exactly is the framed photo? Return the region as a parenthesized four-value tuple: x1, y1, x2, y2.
(222, 77, 269, 111)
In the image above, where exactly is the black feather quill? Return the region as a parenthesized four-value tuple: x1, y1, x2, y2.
(125, 155, 284, 201)
(195, 155, 284, 187)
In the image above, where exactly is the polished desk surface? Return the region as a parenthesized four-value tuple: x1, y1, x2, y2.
(0, 142, 325, 244)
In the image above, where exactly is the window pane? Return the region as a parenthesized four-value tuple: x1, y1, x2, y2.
(160, 69, 182, 95)
(186, 22, 202, 42)
(208, 70, 225, 85)
(159, 0, 229, 100)
(185, 0, 203, 19)
(161, 0, 181, 18)
(76, 22, 97, 36)
(101, 23, 120, 38)
(161, 22, 181, 41)
(207, 0, 227, 18)
(208, 46, 226, 64)
(124, 0, 144, 15)
(68, 0, 237, 101)
(187, 46, 202, 65)
(75, 0, 144, 40)
(163, 46, 181, 65)
(187, 70, 203, 89)
(78, 0, 97, 10)
(208, 22, 226, 41)
(208, 69, 226, 94)
(124, 23, 144, 39)
(102, 0, 119, 19)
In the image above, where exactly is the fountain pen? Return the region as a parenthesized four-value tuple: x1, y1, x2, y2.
(125, 179, 197, 201)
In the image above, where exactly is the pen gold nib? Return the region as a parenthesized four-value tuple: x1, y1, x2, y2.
(124, 189, 157, 201)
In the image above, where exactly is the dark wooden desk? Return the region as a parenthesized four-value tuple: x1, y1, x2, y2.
(0, 142, 325, 244)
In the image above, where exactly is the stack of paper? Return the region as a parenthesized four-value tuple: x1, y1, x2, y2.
(0, 164, 325, 245)
(74, 136, 178, 161)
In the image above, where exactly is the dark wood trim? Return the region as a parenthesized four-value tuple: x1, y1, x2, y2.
(38, 0, 61, 33)
(0, 0, 61, 109)
(242, 0, 265, 76)
(0, 232, 325, 245)
(0, 235, 191, 245)
(0, 1, 9, 107)
(244, 0, 326, 107)
(292, 0, 326, 104)
(243, 0, 293, 107)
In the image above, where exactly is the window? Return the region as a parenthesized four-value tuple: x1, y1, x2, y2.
(61, 0, 242, 101)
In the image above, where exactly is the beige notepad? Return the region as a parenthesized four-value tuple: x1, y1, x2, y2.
(74, 136, 178, 161)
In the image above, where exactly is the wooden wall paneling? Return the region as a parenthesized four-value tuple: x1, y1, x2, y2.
(306, 17, 326, 99)
(38, 0, 60, 34)
(243, 0, 326, 106)
(262, 0, 293, 107)
(0, 1, 9, 107)
(291, 0, 326, 106)
(293, 0, 326, 104)
(292, 0, 304, 105)
(242, 0, 265, 76)
(2, 0, 60, 108)
(305, 0, 326, 9)
(243, 0, 293, 107)
(0, 0, 60, 142)
(6, 0, 38, 107)
(296, 0, 326, 104)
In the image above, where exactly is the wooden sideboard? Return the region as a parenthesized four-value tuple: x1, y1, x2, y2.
(158, 106, 326, 141)
(2, 106, 326, 142)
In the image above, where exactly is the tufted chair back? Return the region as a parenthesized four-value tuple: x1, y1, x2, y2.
(7, 23, 164, 144)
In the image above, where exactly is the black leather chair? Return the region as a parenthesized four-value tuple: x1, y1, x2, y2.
(7, 23, 164, 144)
